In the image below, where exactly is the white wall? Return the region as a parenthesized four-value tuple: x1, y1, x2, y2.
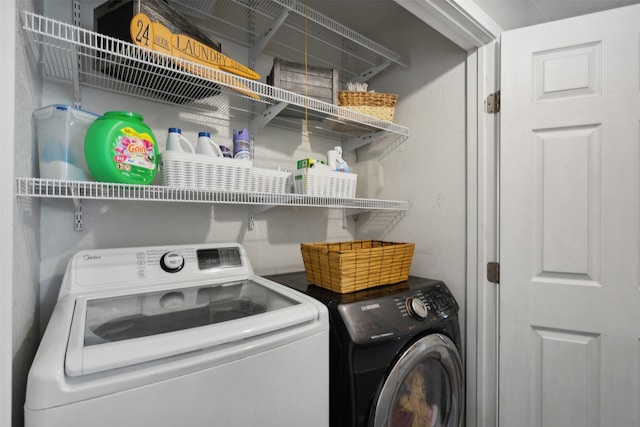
(2, 5, 18, 427)
(371, 11, 467, 307)
(12, 1, 42, 426)
(314, 1, 468, 338)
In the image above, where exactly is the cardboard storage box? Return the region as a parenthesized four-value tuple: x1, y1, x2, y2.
(95, 0, 221, 51)
(267, 58, 339, 118)
(94, 0, 223, 103)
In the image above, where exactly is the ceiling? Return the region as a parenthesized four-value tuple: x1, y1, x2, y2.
(309, 0, 640, 51)
(472, 0, 640, 30)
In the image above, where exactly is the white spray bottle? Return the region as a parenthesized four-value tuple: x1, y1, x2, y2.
(333, 146, 350, 172)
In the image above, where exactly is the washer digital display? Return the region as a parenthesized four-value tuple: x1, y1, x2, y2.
(197, 247, 242, 270)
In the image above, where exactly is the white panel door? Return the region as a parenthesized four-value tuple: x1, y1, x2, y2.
(500, 4, 640, 426)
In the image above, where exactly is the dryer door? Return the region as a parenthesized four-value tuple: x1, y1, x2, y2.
(370, 333, 463, 427)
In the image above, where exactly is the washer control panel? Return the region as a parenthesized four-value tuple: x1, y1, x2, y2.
(67, 244, 249, 295)
(338, 281, 458, 345)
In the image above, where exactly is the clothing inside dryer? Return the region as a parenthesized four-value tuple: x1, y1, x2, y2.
(390, 357, 452, 427)
(84, 279, 299, 345)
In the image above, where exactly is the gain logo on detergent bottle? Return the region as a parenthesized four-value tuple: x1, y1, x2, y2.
(85, 112, 158, 185)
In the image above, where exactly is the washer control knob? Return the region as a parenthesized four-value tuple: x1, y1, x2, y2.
(405, 297, 429, 320)
(160, 252, 185, 273)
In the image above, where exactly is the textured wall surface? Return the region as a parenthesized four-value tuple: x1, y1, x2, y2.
(13, 1, 42, 426)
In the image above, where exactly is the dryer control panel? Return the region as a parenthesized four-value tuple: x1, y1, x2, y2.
(338, 281, 458, 345)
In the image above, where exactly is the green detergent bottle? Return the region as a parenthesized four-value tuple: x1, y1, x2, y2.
(84, 111, 158, 184)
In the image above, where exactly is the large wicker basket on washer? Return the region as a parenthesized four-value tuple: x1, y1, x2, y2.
(300, 240, 415, 294)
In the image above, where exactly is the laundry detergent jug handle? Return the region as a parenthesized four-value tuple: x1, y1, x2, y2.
(196, 132, 223, 157)
(166, 128, 195, 153)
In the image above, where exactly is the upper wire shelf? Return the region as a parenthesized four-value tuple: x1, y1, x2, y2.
(16, 178, 410, 211)
(167, 0, 411, 80)
(22, 11, 409, 143)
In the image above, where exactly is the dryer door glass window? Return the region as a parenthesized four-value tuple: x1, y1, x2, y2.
(370, 334, 463, 427)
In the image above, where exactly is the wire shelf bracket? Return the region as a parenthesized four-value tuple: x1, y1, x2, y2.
(250, 8, 291, 66)
(72, 195, 83, 231)
(251, 101, 289, 134)
(350, 61, 393, 84)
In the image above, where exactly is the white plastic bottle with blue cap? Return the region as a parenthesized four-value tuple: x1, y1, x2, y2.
(196, 131, 223, 157)
(165, 128, 195, 153)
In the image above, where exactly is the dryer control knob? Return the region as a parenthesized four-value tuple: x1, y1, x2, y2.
(160, 252, 185, 273)
(405, 297, 429, 320)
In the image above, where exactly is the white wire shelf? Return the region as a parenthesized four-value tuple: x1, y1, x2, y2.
(16, 178, 410, 211)
(22, 11, 409, 143)
(167, 0, 411, 81)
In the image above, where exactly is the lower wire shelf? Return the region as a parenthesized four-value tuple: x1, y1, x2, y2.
(15, 178, 409, 211)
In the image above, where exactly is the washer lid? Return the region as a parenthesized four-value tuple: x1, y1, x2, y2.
(65, 279, 315, 376)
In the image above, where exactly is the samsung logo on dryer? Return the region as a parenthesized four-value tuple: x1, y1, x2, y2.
(361, 303, 381, 311)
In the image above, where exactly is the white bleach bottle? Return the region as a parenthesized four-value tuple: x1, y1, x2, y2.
(196, 131, 223, 157)
(166, 128, 195, 153)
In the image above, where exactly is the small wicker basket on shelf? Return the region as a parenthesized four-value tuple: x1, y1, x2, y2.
(338, 91, 398, 122)
(300, 240, 415, 294)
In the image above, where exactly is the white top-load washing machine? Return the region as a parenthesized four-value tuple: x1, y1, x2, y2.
(25, 243, 329, 427)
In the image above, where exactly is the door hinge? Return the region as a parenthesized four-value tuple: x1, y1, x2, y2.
(486, 91, 500, 114)
(487, 262, 500, 283)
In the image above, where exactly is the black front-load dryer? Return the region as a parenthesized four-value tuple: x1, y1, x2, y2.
(266, 272, 464, 427)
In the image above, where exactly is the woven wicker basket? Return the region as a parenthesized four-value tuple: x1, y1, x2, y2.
(338, 91, 398, 122)
(301, 240, 415, 294)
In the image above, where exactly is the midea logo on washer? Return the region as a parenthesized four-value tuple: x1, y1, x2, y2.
(361, 303, 381, 311)
(83, 255, 102, 261)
